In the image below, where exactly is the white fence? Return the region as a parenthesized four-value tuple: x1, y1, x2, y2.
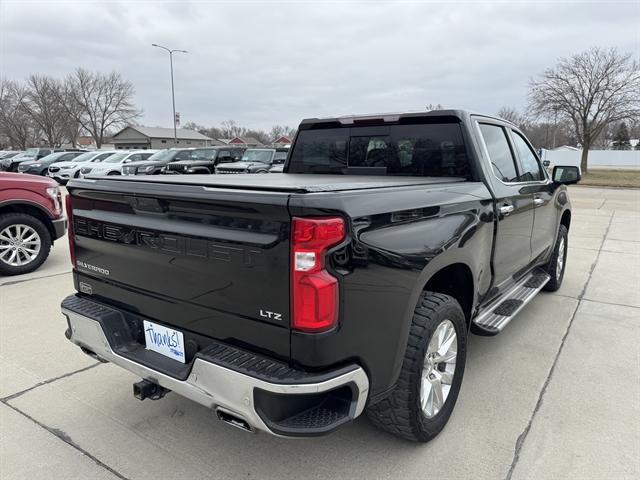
(540, 149, 640, 169)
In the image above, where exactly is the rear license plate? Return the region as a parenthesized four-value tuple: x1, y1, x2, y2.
(143, 320, 186, 363)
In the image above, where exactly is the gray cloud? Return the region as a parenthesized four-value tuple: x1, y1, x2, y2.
(1, 0, 637, 130)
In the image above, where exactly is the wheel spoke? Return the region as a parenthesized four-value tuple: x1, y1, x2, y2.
(7, 249, 18, 265)
(0, 248, 12, 260)
(438, 369, 454, 385)
(431, 378, 444, 411)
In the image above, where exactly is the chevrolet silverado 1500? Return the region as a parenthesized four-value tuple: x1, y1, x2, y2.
(61, 110, 580, 441)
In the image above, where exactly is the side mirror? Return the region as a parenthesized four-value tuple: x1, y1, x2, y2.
(552, 165, 581, 185)
(543, 160, 550, 167)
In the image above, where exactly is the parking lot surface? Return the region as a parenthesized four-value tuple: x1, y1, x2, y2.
(1, 186, 639, 480)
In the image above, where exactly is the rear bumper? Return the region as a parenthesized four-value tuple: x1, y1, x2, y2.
(61, 295, 369, 437)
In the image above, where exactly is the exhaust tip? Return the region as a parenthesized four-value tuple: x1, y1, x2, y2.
(216, 408, 253, 433)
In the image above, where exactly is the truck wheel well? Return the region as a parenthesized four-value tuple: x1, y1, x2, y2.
(0, 203, 54, 239)
(423, 263, 474, 325)
(561, 210, 571, 231)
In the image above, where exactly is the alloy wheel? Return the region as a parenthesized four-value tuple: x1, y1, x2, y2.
(556, 236, 566, 279)
(0, 224, 42, 267)
(420, 319, 458, 418)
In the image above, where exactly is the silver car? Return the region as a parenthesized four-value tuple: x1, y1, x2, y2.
(47, 150, 117, 183)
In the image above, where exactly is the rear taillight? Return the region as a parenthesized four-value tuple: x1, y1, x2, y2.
(291, 217, 345, 332)
(65, 194, 76, 267)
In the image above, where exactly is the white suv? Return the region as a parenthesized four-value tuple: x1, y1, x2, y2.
(48, 151, 117, 184)
(79, 151, 157, 177)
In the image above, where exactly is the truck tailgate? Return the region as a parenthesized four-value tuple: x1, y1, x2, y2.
(67, 180, 292, 360)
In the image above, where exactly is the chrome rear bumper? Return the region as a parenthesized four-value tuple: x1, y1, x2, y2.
(62, 301, 369, 437)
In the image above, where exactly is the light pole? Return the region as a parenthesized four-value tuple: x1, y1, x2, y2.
(152, 44, 188, 145)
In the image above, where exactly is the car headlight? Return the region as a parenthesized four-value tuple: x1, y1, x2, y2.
(60, 165, 72, 169)
(46, 186, 62, 213)
(81, 168, 92, 174)
(31, 163, 41, 167)
(141, 165, 155, 173)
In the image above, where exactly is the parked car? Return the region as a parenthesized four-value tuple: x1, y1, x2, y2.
(61, 109, 579, 442)
(215, 148, 279, 174)
(163, 147, 246, 174)
(122, 148, 203, 175)
(79, 151, 157, 177)
(0, 151, 22, 159)
(18, 151, 85, 176)
(0, 172, 66, 276)
(268, 151, 288, 173)
(48, 151, 118, 184)
(2, 148, 59, 172)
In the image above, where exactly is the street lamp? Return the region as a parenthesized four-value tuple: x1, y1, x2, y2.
(152, 43, 188, 145)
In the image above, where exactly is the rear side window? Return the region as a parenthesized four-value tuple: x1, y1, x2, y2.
(174, 150, 192, 161)
(479, 124, 518, 183)
(192, 149, 218, 160)
(511, 131, 544, 182)
(288, 123, 470, 178)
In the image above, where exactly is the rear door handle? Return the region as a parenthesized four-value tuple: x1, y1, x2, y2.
(499, 205, 514, 215)
(534, 198, 545, 206)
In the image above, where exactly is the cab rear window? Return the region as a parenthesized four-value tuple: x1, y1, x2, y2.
(288, 123, 470, 178)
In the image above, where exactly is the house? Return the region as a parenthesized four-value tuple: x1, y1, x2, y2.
(228, 137, 264, 147)
(111, 126, 217, 149)
(271, 136, 293, 148)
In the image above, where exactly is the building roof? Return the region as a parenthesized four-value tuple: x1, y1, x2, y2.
(229, 136, 264, 145)
(113, 126, 213, 141)
(272, 136, 292, 144)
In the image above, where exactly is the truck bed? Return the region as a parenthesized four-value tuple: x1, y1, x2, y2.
(78, 173, 465, 193)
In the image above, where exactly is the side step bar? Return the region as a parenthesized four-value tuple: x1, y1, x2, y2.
(472, 268, 550, 336)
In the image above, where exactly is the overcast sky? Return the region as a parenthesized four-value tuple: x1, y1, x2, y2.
(1, 1, 638, 131)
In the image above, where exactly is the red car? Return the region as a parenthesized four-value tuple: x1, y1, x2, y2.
(0, 172, 66, 275)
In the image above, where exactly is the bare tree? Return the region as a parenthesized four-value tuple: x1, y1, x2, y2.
(496, 106, 528, 128)
(0, 79, 41, 149)
(61, 68, 141, 148)
(219, 120, 244, 139)
(269, 125, 297, 141)
(23, 75, 68, 147)
(529, 47, 640, 173)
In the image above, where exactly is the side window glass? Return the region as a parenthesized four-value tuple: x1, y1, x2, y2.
(479, 124, 519, 182)
(512, 131, 543, 182)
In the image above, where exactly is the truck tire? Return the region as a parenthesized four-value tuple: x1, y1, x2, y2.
(366, 292, 467, 442)
(0, 213, 52, 276)
(542, 224, 568, 292)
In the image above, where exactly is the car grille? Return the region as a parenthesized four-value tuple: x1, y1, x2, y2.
(122, 166, 136, 174)
(18, 165, 29, 172)
(165, 164, 183, 172)
(49, 166, 60, 173)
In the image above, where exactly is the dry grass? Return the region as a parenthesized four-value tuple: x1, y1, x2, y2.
(579, 169, 640, 188)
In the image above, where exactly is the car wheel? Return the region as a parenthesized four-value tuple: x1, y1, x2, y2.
(542, 224, 568, 292)
(0, 213, 52, 276)
(107, 171, 120, 175)
(366, 292, 467, 442)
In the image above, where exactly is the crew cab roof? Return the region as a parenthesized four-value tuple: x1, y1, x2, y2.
(299, 109, 514, 129)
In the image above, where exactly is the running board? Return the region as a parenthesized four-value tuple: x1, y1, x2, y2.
(472, 268, 550, 336)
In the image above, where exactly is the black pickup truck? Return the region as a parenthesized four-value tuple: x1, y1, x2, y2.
(61, 110, 580, 442)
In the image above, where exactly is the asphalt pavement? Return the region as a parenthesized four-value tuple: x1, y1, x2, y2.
(1, 185, 638, 480)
